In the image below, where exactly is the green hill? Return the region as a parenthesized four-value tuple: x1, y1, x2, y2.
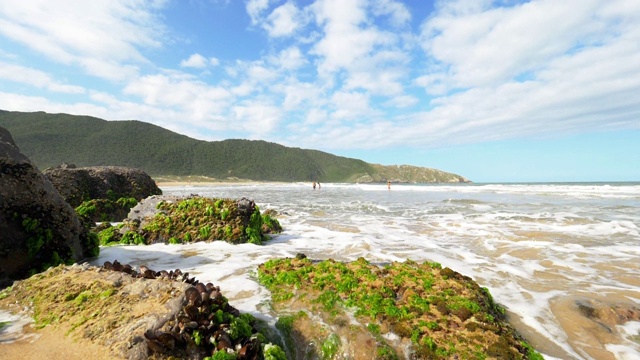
(0, 110, 470, 183)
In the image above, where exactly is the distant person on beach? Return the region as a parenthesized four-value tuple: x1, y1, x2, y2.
(387, 180, 391, 190)
(313, 182, 316, 190)
(318, 182, 321, 189)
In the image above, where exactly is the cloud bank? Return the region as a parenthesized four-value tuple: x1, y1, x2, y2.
(0, 0, 638, 151)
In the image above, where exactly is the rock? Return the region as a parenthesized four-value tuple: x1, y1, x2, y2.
(126, 195, 179, 222)
(577, 298, 640, 330)
(75, 197, 137, 223)
(0, 127, 99, 288)
(43, 165, 162, 208)
(0, 126, 17, 147)
(0, 262, 286, 359)
(258, 257, 542, 359)
(99, 195, 282, 246)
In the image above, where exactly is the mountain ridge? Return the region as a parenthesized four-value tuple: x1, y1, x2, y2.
(0, 110, 470, 183)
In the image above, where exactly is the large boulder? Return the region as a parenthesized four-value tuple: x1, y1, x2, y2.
(44, 165, 162, 208)
(0, 127, 99, 288)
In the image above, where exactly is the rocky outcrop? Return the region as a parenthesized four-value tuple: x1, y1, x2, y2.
(362, 164, 471, 183)
(97, 195, 282, 246)
(44, 165, 162, 208)
(0, 262, 286, 359)
(0, 127, 99, 288)
(258, 256, 542, 359)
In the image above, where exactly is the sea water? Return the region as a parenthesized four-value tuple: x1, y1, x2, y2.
(4, 182, 640, 359)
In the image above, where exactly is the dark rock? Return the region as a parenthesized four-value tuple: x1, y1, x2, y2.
(44, 165, 162, 208)
(0, 127, 98, 287)
(236, 197, 256, 216)
(577, 298, 640, 328)
(0, 126, 17, 147)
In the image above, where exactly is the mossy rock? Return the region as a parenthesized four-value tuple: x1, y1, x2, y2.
(1, 129, 99, 287)
(99, 196, 282, 246)
(75, 197, 137, 223)
(257, 257, 543, 359)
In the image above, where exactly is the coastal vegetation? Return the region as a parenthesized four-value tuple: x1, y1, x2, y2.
(0, 110, 469, 183)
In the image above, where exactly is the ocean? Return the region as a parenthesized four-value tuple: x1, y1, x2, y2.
(4, 182, 640, 359)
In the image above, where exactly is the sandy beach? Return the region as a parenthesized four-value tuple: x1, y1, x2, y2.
(153, 177, 294, 189)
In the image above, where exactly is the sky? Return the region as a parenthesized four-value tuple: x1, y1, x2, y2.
(0, 0, 639, 182)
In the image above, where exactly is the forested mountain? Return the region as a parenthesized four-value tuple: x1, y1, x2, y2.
(0, 110, 469, 183)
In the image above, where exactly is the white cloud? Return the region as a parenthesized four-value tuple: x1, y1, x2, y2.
(344, 48, 409, 96)
(330, 90, 375, 121)
(246, 0, 271, 24)
(1, 0, 639, 157)
(275, 78, 324, 111)
(0, 91, 108, 118)
(231, 101, 282, 135)
(180, 54, 220, 68)
(0, 0, 166, 81)
(0, 62, 85, 94)
(308, 0, 413, 109)
(264, 2, 302, 37)
(304, 108, 329, 126)
(225, 60, 279, 96)
(180, 53, 206, 68)
(383, 94, 419, 109)
(372, 0, 411, 27)
(270, 46, 306, 70)
(419, 0, 608, 91)
(311, 0, 391, 75)
(391, 0, 640, 150)
(123, 71, 232, 126)
(248, 64, 277, 83)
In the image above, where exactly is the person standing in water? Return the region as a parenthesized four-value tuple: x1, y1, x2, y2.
(313, 182, 316, 190)
(387, 180, 391, 190)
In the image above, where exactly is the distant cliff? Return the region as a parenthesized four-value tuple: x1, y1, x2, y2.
(0, 110, 470, 183)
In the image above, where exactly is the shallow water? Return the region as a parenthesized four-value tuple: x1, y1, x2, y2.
(3, 182, 640, 358)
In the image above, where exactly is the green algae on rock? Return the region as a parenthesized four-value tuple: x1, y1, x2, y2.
(98, 196, 282, 246)
(257, 256, 544, 360)
(75, 197, 138, 223)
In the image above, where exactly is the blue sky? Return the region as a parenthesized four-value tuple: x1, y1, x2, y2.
(0, 0, 638, 182)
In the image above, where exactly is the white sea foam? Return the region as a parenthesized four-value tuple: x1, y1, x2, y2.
(0, 310, 37, 344)
(606, 321, 640, 360)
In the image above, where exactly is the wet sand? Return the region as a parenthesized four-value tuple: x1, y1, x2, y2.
(1, 323, 114, 360)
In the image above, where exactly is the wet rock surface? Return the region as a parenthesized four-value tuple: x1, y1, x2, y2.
(576, 298, 640, 331)
(44, 165, 162, 208)
(0, 127, 99, 287)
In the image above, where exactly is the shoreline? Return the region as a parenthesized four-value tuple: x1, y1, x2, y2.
(153, 175, 290, 188)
